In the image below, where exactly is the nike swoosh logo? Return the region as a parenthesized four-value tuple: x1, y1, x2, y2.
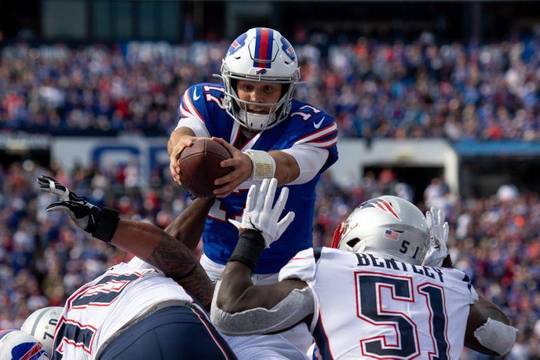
(313, 117, 324, 129)
(193, 88, 201, 101)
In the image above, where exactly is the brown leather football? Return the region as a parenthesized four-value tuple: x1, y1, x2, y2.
(178, 138, 232, 197)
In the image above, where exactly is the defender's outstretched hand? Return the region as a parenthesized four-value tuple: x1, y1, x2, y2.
(423, 207, 449, 267)
(38, 175, 119, 242)
(229, 178, 295, 248)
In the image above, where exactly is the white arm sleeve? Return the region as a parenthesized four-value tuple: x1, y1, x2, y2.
(210, 281, 315, 336)
(175, 117, 210, 137)
(474, 318, 518, 355)
(280, 144, 329, 185)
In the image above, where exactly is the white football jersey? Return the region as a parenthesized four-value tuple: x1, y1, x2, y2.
(279, 248, 479, 360)
(51, 257, 193, 360)
(223, 323, 310, 360)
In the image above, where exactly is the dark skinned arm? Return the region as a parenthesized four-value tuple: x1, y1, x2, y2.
(442, 255, 515, 355)
(213, 231, 314, 335)
(38, 175, 215, 306)
(110, 197, 215, 307)
(163, 197, 214, 250)
(464, 294, 513, 355)
(217, 260, 308, 313)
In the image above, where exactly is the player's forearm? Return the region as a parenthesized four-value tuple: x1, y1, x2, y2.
(112, 220, 214, 306)
(465, 294, 516, 355)
(472, 294, 511, 325)
(269, 150, 300, 185)
(214, 259, 311, 336)
(217, 262, 256, 313)
(164, 197, 214, 250)
(217, 230, 303, 313)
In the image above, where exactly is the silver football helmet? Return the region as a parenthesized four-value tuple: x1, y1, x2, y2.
(331, 195, 430, 265)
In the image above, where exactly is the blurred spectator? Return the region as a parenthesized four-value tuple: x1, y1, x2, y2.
(424, 177, 451, 209)
(0, 161, 538, 356)
(2, 34, 540, 140)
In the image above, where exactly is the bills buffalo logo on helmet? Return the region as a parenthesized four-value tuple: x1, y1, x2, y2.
(280, 37, 296, 62)
(227, 33, 248, 56)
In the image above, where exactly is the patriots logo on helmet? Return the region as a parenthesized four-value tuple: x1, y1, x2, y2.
(280, 37, 296, 61)
(227, 33, 248, 56)
(359, 198, 401, 221)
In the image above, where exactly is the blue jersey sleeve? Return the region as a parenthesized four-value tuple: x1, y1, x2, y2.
(178, 84, 209, 123)
(287, 102, 339, 173)
(177, 83, 234, 139)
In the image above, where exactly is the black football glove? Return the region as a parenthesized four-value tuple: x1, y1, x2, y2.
(38, 175, 119, 243)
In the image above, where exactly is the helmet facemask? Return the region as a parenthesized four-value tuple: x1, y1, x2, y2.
(220, 64, 298, 131)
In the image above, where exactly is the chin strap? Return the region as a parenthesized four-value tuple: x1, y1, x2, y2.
(237, 109, 275, 132)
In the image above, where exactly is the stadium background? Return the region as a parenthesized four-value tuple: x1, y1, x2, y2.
(1, 1, 539, 358)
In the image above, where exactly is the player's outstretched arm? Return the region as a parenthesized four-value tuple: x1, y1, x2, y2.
(439, 254, 517, 356)
(464, 294, 517, 356)
(38, 175, 214, 307)
(212, 138, 300, 197)
(163, 196, 214, 251)
(211, 179, 315, 335)
(113, 220, 214, 307)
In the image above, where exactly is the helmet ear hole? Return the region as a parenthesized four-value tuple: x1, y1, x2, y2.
(346, 238, 360, 248)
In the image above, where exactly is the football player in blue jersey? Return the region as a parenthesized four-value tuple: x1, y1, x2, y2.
(167, 27, 339, 282)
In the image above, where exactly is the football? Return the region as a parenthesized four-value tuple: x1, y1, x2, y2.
(178, 138, 233, 197)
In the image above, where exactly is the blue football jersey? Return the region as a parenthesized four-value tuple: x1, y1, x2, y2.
(178, 83, 338, 273)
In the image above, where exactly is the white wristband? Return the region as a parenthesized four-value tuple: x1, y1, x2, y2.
(244, 150, 276, 180)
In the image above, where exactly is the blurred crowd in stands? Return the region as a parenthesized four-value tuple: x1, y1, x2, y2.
(2, 33, 540, 140)
(1, 32, 540, 358)
(0, 160, 538, 358)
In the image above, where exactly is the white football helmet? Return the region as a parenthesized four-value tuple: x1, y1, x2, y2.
(21, 306, 63, 357)
(331, 196, 430, 265)
(220, 27, 300, 131)
(0, 329, 49, 360)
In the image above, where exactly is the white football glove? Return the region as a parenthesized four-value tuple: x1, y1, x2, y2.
(229, 178, 295, 248)
(422, 207, 449, 267)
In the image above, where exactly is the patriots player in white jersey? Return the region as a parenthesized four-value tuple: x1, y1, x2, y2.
(168, 27, 338, 281)
(37, 176, 235, 360)
(211, 179, 518, 359)
(37, 176, 310, 360)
